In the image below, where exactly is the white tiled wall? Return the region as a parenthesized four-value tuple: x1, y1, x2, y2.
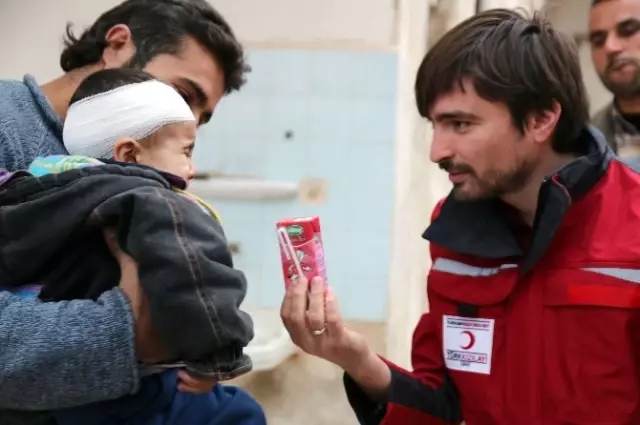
(195, 49, 398, 322)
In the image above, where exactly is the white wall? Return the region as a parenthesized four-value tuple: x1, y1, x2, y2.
(545, 0, 589, 35)
(0, 0, 120, 80)
(211, 0, 397, 49)
(481, 0, 545, 10)
(545, 0, 612, 113)
(0, 0, 397, 82)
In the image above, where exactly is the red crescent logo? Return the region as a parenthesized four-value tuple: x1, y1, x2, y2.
(460, 331, 475, 350)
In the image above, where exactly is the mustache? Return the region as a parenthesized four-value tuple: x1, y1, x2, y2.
(438, 160, 474, 174)
(607, 56, 640, 72)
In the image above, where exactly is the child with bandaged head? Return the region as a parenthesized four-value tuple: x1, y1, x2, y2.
(22, 69, 265, 425)
(30, 69, 210, 215)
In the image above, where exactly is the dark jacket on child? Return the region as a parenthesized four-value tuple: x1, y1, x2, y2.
(0, 162, 253, 379)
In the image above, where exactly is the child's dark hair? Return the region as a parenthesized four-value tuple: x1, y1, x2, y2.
(70, 68, 155, 106)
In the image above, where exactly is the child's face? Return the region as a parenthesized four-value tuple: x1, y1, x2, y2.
(114, 121, 198, 184)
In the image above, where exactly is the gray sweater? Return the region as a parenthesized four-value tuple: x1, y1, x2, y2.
(0, 76, 139, 423)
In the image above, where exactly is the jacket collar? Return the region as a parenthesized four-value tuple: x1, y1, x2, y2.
(423, 126, 612, 271)
(99, 159, 188, 190)
(0, 162, 175, 205)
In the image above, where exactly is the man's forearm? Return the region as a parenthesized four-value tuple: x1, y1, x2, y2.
(342, 348, 392, 403)
(343, 349, 463, 424)
(0, 288, 139, 410)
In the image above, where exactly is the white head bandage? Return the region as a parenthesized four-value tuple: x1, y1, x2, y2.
(63, 80, 196, 158)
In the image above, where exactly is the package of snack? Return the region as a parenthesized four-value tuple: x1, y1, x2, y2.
(276, 216, 327, 287)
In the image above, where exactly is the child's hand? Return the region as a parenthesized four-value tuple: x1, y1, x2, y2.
(177, 370, 217, 394)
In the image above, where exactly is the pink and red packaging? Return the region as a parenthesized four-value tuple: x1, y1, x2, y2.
(276, 216, 328, 288)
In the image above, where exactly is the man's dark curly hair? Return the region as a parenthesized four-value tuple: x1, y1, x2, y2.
(60, 0, 248, 94)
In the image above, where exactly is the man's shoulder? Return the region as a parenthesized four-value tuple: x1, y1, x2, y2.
(0, 78, 36, 110)
(0, 77, 31, 94)
(0, 76, 66, 170)
(0, 78, 42, 136)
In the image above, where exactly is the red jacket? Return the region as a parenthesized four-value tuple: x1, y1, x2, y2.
(345, 127, 640, 424)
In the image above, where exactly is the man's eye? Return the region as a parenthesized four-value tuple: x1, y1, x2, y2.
(590, 34, 605, 48)
(619, 21, 640, 38)
(452, 121, 471, 133)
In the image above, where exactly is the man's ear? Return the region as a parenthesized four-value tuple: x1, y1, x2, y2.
(528, 101, 562, 146)
(113, 138, 141, 163)
(102, 24, 136, 68)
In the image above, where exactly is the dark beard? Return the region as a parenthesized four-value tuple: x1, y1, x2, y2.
(601, 62, 640, 99)
(451, 157, 536, 202)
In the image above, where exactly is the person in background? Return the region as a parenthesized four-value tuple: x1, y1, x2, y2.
(282, 8, 640, 425)
(590, 0, 640, 156)
(0, 0, 248, 423)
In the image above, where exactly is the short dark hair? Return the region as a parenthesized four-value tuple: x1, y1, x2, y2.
(70, 68, 154, 106)
(415, 9, 589, 154)
(60, 0, 248, 94)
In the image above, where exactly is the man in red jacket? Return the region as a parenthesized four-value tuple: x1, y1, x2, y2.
(280, 7, 640, 425)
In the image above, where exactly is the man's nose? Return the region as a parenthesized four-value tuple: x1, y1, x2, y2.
(429, 133, 454, 164)
(604, 33, 624, 56)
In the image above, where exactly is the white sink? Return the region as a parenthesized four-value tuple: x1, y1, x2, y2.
(245, 308, 296, 372)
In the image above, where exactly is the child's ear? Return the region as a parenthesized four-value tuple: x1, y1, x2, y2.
(113, 138, 141, 163)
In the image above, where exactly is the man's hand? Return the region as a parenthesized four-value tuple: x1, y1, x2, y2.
(280, 276, 391, 398)
(103, 228, 170, 364)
